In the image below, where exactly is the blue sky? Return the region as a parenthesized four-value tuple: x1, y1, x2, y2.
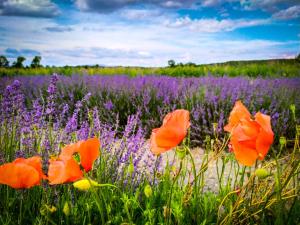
(0, 0, 299, 66)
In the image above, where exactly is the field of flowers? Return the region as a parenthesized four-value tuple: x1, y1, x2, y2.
(0, 74, 299, 225)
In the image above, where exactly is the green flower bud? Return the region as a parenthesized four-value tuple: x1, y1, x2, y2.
(63, 202, 70, 216)
(144, 184, 153, 198)
(176, 148, 186, 159)
(279, 136, 286, 146)
(255, 168, 270, 179)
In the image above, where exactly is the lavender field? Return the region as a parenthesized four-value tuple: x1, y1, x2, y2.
(0, 74, 299, 225)
(1, 74, 299, 146)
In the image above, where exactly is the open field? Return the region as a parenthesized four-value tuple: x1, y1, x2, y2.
(1, 59, 300, 78)
(0, 74, 299, 224)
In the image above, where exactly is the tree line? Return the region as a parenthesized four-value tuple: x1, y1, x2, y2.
(0, 55, 42, 68)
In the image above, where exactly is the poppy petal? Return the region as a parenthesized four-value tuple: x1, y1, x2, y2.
(255, 112, 274, 135)
(150, 109, 190, 155)
(17, 156, 46, 180)
(78, 137, 100, 172)
(48, 159, 83, 185)
(59, 141, 82, 161)
(48, 160, 68, 185)
(155, 125, 186, 148)
(0, 163, 40, 188)
(232, 119, 259, 141)
(255, 112, 274, 159)
(256, 129, 274, 160)
(163, 109, 190, 130)
(231, 139, 258, 166)
(224, 101, 251, 132)
(150, 128, 177, 155)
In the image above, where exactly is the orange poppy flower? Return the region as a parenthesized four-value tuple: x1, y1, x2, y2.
(224, 101, 274, 166)
(150, 109, 190, 155)
(48, 137, 100, 184)
(48, 158, 83, 185)
(0, 156, 45, 189)
(59, 137, 100, 172)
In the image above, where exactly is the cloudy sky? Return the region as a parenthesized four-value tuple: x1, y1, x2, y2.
(0, 0, 299, 66)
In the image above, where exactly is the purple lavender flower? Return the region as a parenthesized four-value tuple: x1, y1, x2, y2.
(104, 100, 114, 111)
(45, 74, 59, 116)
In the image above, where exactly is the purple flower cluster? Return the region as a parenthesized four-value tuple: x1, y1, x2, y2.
(0, 75, 164, 186)
(0, 74, 299, 170)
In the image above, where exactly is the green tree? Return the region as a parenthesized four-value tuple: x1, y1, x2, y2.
(0, 55, 9, 67)
(296, 53, 300, 63)
(31, 56, 42, 68)
(168, 59, 176, 67)
(12, 56, 26, 68)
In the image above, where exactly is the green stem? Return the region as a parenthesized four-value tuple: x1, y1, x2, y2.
(187, 147, 199, 224)
(167, 160, 183, 225)
(152, 155, 160, 186)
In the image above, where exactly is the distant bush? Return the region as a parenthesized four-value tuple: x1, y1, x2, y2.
(0, 59, 299, 78)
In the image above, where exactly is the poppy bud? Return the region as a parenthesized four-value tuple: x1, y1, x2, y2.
(255, 168, 270, 179)
(279, 137, 286, 147)
(73, 178, 99, 191)
(176, 148, 186, 159)
(63, 202, 70, 216)
(144, 184, 153, 198)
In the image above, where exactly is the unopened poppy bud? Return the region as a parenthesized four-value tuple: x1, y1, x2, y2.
(63, 202, 70, 216)
(144, 184, 153, 198)
(279, 137, 286, 146)
(176, 148, 186, 159)
(73, 178, 99, 191)
(255, 168, 270, 179)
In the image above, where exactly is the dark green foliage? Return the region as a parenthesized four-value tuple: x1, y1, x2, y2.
(168, 59, 176, 67)
(0, 55, 9, 68)
(12, 56, 26, 68)
(31, 56, 42, 68)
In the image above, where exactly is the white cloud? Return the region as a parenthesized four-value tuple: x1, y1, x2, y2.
(272, 5, 300, 20)
(0, 9, 298, 66)
(75, 0, 195, 13)
(240, 0, 299, 12)
(161, 1, 183, 8)
(120, 9, 162, 20)
(164, 16, 270, 32)
(0, 0, 60, 18)
(201, 0, 221, 7)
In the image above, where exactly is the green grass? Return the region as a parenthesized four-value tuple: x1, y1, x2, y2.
(1, 58, 299, 77)
(0, 122, 299, 225)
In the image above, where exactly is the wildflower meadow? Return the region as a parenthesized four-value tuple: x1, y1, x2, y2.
(0, 73, 299, 225)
